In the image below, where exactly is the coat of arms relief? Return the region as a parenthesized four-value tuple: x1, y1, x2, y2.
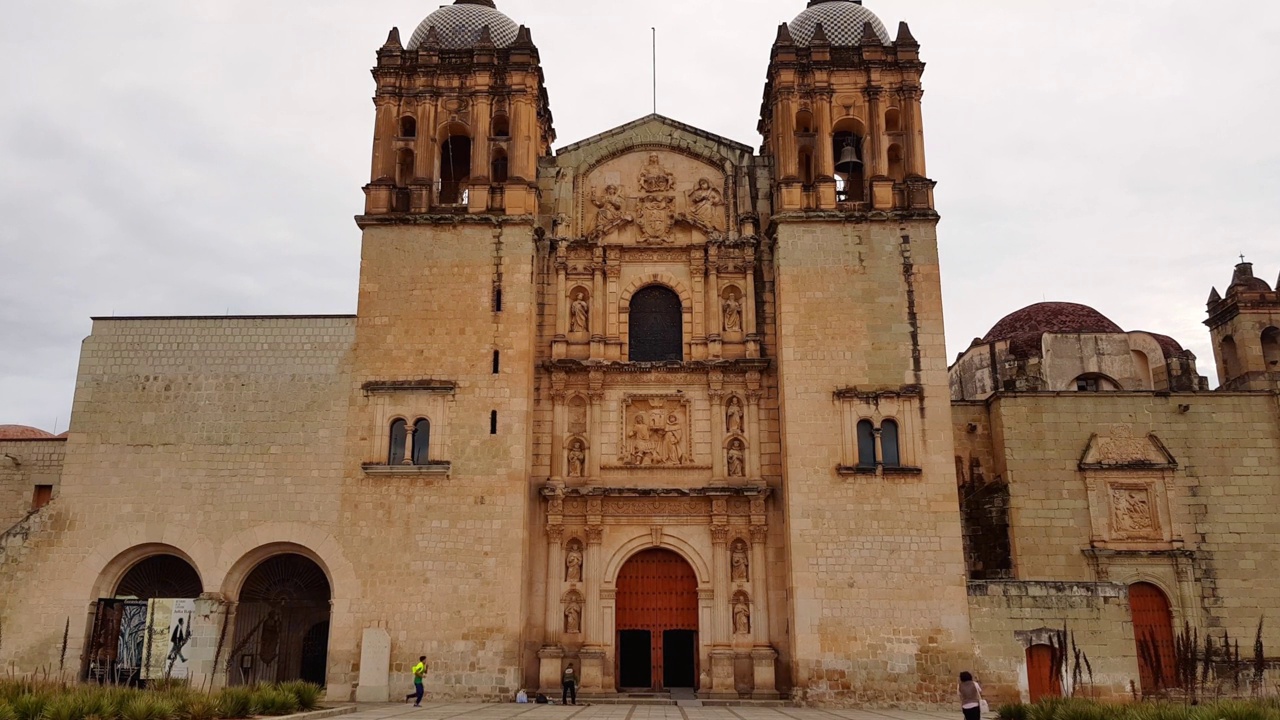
(586, 153, 726, 244)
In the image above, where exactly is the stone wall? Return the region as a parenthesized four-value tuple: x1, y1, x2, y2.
(773, 217, 971, 705)
(0, 316, 354, 682)
(0, 438, 64, 532)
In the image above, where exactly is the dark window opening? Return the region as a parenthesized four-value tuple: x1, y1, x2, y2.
(492, 350, 501, 374)
(490, 411, 498, 435)
(881, 420, 901, 468)
(491, 150, 509, 184)
(412, 419, 431, 465)
(628, 285, 683, 362)
(833, 131, 865, 203)
(888, 144, 905, 183)
(1262, 327, 1280, 368)
(885, 108, 902, 133)
(389, 419, 408, 464)
(856, 420, 876, 468)
(439, 134, 472, 205)
(399, 116, 417, 138)
(1077, 377, 1100, 392)
(492, 115, 510, 138)
(32, 484, 52, 511)
(493, 286, 503, 313)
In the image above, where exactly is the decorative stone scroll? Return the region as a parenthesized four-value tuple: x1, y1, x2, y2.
(620, 395, 692, 466)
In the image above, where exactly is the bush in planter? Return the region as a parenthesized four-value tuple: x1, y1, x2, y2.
(0, 702, 17, 720)
(277, 683, 322, 712)
(11, 694, 49, 720)
(214, 689, 254, 720)
(250, 689, 298, 717)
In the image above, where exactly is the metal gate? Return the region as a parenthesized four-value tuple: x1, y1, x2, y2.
(615, 549, 698, 690)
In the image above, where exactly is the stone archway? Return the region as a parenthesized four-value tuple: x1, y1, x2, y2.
(615, 549, 699, 691)
(228, 553, 332, 686)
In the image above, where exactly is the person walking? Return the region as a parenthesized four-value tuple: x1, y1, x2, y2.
(406, 656, 428, 707)
(958, 671, 984, 720)
(561, 664, 578, 706)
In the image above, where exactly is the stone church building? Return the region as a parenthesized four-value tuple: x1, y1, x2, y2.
(2, 0, 1279, 707)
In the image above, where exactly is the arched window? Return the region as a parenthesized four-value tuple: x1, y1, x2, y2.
(881, 420, 901, 468)
(492, 114, 510, 138)
(885, 108, 902, 133)
(399, 116, 417, 138)
(1263, 327, 1280, 369)
(856, 420, 876, 469)
(833, 118, 866, 203)
(628, 285, 683, 362)
(412, 419, 430, 465)
(887, 144, 905, 183)
(795, 109, 814, 133)
(1073, 374, 1119, 392)
(1221, 335, 1242, 380)
(439, 132, 472, 205)
(491, 149, 509, 184)
(389, 419, 407, 464)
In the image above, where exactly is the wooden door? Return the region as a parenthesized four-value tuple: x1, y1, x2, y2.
(616, 549, 699, 691)
(1131, 582, 1177, 694)
(1026, 644, 1062, 702)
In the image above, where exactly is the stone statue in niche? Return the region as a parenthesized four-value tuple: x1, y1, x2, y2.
(565, 541, 583, 583)
(570, 291, 590, 333)
(732, 597, 751, 635)
(622, 397, 691, 466)
(567, 439, 587, 479)
(727, 438, 746, 478)
(722, 292, 743, 333)
(687, 178, 725, 233)
(1111, 487, 1156, 535)
(589, 185, 630, 240)
(726, 396, 744, 435)
(730, 540, 749, 583)
(565, 602, 582, 634)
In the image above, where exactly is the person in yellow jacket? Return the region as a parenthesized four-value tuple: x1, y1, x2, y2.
(405, 656, 427, 707)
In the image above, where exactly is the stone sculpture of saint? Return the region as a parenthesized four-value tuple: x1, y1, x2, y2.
(664, 413, 685, 465)
(629, 413, 654, 465)
(565, 544, 583, 583)
(687, 178, 725, 231)
(722, 294, 743, 333)
(570, 292, 589, 333)
(727, 440, 746, 478)
(639, 153, 675, 193)
(590, 185, 628, 236)
(565, 604, 582, 634)
(731, 542, 749, 583)
(567, 441, 586, 478)
(733, 601, 751, 635)
(726, 396, 744, 435)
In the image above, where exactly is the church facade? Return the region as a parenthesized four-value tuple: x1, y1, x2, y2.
(2, 0, 1279, 707)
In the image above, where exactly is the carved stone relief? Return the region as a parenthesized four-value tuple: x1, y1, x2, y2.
(687, 178, 726, 233)
(1110, 485, 1157, 538)
(564, 590, 584, 634)
(582, 151, 728, 244)
(730, 539, 749, 583)
(725, 396, 744, 435)
(727, 438, 747, 478)
(567, 439, 587, 479)
(620, 395, 692, 466)
(568, 397, 588, 436)
(565, 539, 584, 583)
(732, 591, 751, 635)
(722, 290, 743, 333)
(570, 290, 590, 333)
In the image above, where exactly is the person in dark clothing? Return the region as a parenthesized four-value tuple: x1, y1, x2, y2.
(959, 671, 984, 720)
(561, 665, 578, 706)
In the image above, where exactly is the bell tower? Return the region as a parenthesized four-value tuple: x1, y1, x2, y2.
(761, 0, 971, 703)
(1206, 260, 1280, 391)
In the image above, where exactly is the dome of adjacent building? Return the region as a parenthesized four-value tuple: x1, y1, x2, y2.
(982, 302, 1124, 345)
(407, 0, 521, 50)
(789, 0, 890, 46)
(0, 424, 56, 440)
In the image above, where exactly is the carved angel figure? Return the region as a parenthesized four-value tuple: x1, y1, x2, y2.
(722, 294, 743, 333)
(687, 178, 725, 231)
(590, 185, 629, 237)
(570, 291, 590, 333)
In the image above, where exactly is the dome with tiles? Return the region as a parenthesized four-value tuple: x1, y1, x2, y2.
(789, 0, 890, 47)
(0, 425, 56, 440)
(407, 0, 521, 50)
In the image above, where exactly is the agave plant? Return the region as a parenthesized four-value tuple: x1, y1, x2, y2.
(213, 688, 253, 720)
(278, 682, 322, 712)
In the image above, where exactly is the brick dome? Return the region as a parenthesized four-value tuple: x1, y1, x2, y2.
(0, 425, 56, 440)
(981, 302, 1124, 358)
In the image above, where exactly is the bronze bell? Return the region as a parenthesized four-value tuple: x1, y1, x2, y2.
(835, 141, 862, 174)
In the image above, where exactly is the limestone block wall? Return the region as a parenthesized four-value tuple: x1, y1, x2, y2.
(987, 391, 1280, 648)
(0, 316, 354, 678)
(0, 438, 64, 531)
(968, 581, 1136, 704)
(773, 217, 970, 705)
(341, 221, 538, 700)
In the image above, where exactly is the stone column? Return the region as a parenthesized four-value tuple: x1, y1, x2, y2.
(904, 86, 927, 178)
(866, 87, 884, 178)
(591, 257, 605, 359)
(550, 390, 566, 482)
(587, 391, 604, 479)
(749, 525, 770, 648)
(708, 522, 736, 698)
(744, 249, 758, 334)
(400, 424, 416, 465)
(710, 391, 726, 481)
(545, 525, 564, 647)
(746, 391, 763, 481)
(553, 253, 568, 360)
(707, 249, 722, 359)
(580, 524, 605, 690)
(371, 99, 398, 181)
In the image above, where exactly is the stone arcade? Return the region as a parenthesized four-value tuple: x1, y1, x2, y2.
(3, 0, 1280, 708)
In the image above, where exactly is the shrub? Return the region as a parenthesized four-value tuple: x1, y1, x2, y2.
(251, 689, 298, 717)
(0, 702, 18, 720)
(998, 704, 1029, 720)
(12, 695, 50, 720)
(40, 694, 86, 720)
(176, 695, 216, 720)
(214, 688, 253, 720)
(278, 682, 322, 712)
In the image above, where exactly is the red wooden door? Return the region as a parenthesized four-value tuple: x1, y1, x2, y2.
(1131, 582, 1177, 694)
(616, 549, 698, 690)
(1026, 644, 1062, 702)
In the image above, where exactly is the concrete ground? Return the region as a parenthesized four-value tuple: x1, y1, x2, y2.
(340, 703, 963, 720)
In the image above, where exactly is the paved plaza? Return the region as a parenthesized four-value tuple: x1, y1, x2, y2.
(339, 703, 963, 720)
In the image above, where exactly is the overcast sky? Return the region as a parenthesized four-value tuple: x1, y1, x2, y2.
(2, 1, 1279, 430)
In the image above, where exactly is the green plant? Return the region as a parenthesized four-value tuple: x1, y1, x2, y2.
(176, 694, 216, 720)
(997, 703, 1029, 720)
(0, 702, 18, 720)
(118, 697, 161, 720)
(251, 689, 297, 717)
(213, 688, 253, 720)
(12, 694, 50, 720)
(41, 693, 87, 720)
(277, 682, 321, 712)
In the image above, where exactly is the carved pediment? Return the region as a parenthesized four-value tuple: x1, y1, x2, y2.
(579, 150, 729, 245)
(1079, 426, 1177, 470)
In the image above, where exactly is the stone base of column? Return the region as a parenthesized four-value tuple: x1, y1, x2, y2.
(537, 646, 565, 695)
(751, 647, 780, 700)
(700, 649, 739, 700)
(579, 649, 607, 691)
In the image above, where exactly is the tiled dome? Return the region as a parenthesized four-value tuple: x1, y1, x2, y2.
(984, 303, 1124, 344)
(0, 425, 56, 440)
(789, 0, 890, 46)
(407, 0, 521, 50)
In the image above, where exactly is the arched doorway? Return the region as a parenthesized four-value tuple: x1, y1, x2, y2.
(88, 554, 203, 685)
(628, 286, 683, 362)
(115, 555, 203, 600)
(1025, 644, 1062, 702)
(229, 553, 331, 686)
(615, 549, 698, 691)
(1131, 582, 1177, 694)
